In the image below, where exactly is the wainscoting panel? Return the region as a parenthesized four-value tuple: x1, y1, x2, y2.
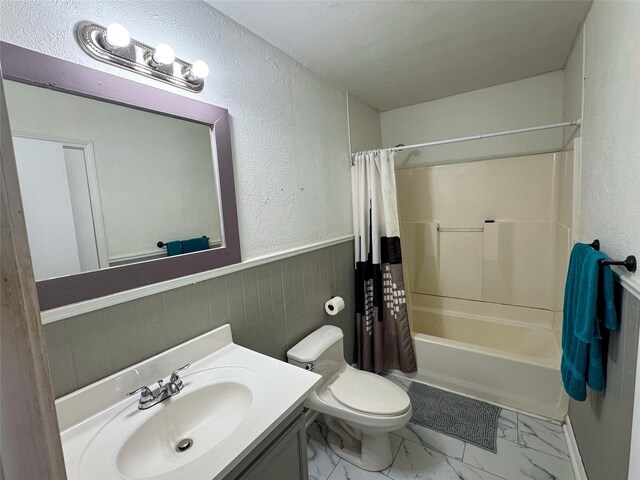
(43, 241, 355, 398)
(569, 285, 640, 480)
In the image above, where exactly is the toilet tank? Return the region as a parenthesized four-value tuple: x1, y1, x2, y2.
(287, 326, 346, 380)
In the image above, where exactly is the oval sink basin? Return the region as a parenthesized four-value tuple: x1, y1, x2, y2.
(77, 367, 266, 480)
(118, 382, 252, 478)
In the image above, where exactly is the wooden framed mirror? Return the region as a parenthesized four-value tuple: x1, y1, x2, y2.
(1, 42, 241, 311)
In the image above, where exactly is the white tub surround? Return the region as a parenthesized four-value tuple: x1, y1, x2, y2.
(395, 150, 572, 421)
(398, 152, 573, 313)
(56, 324, 321, 480)
(407, 294, 568, 420)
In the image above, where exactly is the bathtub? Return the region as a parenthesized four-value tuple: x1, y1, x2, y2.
(400, 294, 568, 420)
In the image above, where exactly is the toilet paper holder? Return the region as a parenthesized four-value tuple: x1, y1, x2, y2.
(325, 296, 345, 315)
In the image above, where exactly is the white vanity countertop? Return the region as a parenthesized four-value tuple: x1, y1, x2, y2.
(56, 324, 321, 480)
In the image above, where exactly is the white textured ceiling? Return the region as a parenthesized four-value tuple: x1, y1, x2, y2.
(207, 1, 591, 111)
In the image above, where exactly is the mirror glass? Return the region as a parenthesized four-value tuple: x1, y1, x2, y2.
(4, 80, 222, 281)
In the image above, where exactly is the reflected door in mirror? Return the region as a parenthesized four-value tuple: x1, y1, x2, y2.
(14, 137, 105, 280)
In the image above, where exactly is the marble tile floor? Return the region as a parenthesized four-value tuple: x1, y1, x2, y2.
(306, 376, 574, 480)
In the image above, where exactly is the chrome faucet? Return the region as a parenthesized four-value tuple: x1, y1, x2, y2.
(127, 363, 190, 410)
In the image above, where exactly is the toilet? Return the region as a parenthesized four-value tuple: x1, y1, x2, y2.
(287, 326, 411, 471)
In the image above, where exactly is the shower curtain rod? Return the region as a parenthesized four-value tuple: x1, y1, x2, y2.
(351, 119, 581, 158)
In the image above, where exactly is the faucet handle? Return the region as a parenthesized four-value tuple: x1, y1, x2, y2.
(127, 385, 153, 400)
(170, 363, 190, 389)
(170, 363, 190, 381)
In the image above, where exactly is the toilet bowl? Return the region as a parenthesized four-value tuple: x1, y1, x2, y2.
(287, 326, 411, 471)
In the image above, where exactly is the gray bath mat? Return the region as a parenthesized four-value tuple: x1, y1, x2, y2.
(406, 382, 501, 453)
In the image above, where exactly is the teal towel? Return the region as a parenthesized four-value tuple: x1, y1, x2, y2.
(166, 241, 182, 256)
(181, 236, 209, 254)
(561, 243, 617, 401)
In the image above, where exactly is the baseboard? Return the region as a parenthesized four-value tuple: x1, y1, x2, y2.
(563, 415, 588, 480)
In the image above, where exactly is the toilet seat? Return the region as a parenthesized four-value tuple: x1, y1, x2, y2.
(328, 368, 410, 416)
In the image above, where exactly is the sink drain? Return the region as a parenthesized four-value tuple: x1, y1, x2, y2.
(175, 438, 193, 453)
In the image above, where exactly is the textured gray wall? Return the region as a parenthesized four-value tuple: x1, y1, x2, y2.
(43, 241, 355, 398)
(569, 285, 640, 480)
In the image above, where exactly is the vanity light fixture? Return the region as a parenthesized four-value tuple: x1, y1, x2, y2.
(186, 60, 210, 81)
(149, 43, 175, 67)
(102, 23, 130, 50)
(76, 21, 208, 93)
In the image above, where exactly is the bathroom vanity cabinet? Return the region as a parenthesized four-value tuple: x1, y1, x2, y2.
(225, 407, 308, 480)
(52, 325, 320, 479)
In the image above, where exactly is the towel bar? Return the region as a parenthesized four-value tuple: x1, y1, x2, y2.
(588, 239, 637, 273)
(438, 227, 483, 232)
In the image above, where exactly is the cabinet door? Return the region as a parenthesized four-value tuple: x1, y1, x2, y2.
(235, 412, 307, 480)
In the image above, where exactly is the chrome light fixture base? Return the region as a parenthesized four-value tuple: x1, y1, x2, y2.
(76, 21, 204, 93)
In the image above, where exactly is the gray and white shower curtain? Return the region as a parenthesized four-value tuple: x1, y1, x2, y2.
(351, 149, 417, 374)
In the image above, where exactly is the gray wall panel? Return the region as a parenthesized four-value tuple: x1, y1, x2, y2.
(43, 241, 355, 397)
(240, 270, 262, 354)
(208, 276, 230, 329)
(256, 265, 277, 359)
(225, 272, 246, 342)
(41, 321, 77, 395)
(269, 262, 288, 358)
(569, 285, 640, 480)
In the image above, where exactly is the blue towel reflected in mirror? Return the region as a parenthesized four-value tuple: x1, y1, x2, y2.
(165, 236, 210, 256)
(165, 241, 183, 256)
(182, 236, 210, 254)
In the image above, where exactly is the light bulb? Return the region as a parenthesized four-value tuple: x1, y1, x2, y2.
(152, 44, 175, 65)
(104, 23, 130, 49)
(188, 60, 210, 80)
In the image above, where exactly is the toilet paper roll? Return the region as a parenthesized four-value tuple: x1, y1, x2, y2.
(325, 296, 345, 316)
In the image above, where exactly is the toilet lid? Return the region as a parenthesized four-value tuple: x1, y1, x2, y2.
(328, 369, 410, 416)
